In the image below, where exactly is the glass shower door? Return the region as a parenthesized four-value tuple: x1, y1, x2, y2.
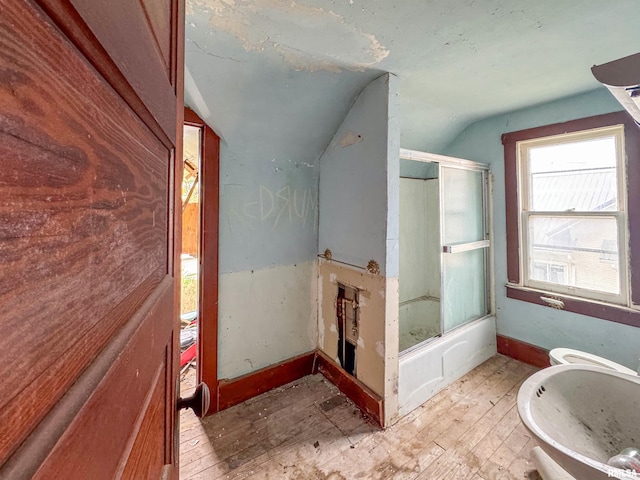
(440, 165, 490, 332)
(399, 174, 441, 352)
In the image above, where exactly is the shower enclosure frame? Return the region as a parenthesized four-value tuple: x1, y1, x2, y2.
(398, 148, 494, 357)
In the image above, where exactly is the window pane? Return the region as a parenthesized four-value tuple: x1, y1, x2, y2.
(442, 167, 484, 244)
(528, 216, 619, 294)
(443, 249, 486, 332)
(528, 136, 618, 212)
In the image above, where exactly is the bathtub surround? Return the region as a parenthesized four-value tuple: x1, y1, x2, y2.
(399, 175, 441, 350)
(396, 150, 497, 417)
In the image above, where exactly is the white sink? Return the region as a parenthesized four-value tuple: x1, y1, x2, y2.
(518, 364, 640, 480)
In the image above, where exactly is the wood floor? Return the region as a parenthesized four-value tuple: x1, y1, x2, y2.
(179, 355, 542, 479)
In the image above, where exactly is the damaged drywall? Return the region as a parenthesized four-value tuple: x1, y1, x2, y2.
(318, 259, 386, 396)
(317, 260, 400, 424)
(338, 130, 363, 147)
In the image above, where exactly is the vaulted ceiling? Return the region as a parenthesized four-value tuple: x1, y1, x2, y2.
(185, 0, 638, 158)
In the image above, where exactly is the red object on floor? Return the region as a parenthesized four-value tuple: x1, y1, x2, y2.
(180, 343, 197, 367)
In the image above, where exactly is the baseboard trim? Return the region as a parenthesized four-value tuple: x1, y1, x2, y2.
(497, 335, 550, 369)
(217, 351, 315, 411)
(216, 350, 384, 427)
(313, 350, 384, 427)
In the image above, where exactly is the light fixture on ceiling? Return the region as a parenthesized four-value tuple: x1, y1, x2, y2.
(592, 52, 640, 126)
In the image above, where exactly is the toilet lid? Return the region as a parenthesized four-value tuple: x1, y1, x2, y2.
(549, 348, 637, 376)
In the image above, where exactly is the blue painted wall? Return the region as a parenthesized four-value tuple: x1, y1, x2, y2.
(318, 73, 400, 277)
(183, 32, 384, 377)
(218, 143, 320, 273)
(443, 88, 640, 369)
(184, 17, 382, 273)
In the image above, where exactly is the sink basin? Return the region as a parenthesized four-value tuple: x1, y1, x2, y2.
(518, 364, 640, 480)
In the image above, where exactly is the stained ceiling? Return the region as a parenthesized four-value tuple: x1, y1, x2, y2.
(185, 0, 639, 158)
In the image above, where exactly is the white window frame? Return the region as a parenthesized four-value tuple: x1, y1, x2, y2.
(517, 125, 629, 305)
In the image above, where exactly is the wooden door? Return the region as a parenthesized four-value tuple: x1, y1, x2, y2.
(0, 0, 184, 478)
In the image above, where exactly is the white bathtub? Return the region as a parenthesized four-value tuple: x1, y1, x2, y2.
(398, 315, 497, 417)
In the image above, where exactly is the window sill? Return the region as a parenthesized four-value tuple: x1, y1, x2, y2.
(505, 284, 640, 328)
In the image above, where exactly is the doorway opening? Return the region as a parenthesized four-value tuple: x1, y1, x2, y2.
(179, 108, 220, 414)
(179, 124, 201, 394)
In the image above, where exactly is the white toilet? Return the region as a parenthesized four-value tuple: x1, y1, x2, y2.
(549, 347, 637, 376)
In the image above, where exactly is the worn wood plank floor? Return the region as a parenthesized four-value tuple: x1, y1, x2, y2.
(179, 355, 542, 480)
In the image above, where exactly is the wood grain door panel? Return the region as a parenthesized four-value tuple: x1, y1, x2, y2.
(31, 279, 174, 480)
(139, 0, 174, 75)
(67, 0, 178, 140)
(0, 0, 169, 462)
(0, 0, 183, 476)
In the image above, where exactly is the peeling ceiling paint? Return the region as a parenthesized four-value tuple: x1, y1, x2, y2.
(191, 0, 389, 72)
(185, 0, 640, 158)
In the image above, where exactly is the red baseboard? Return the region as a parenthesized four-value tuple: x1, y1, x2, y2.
(497, 335, 550, 369)
(217, 351, 315, 411)
(216, 350, 384, 428)
(313, 350, 384, 428)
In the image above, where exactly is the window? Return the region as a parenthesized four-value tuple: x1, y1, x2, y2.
(503, 112, 640, 327)
(519, 125, 626, 303)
